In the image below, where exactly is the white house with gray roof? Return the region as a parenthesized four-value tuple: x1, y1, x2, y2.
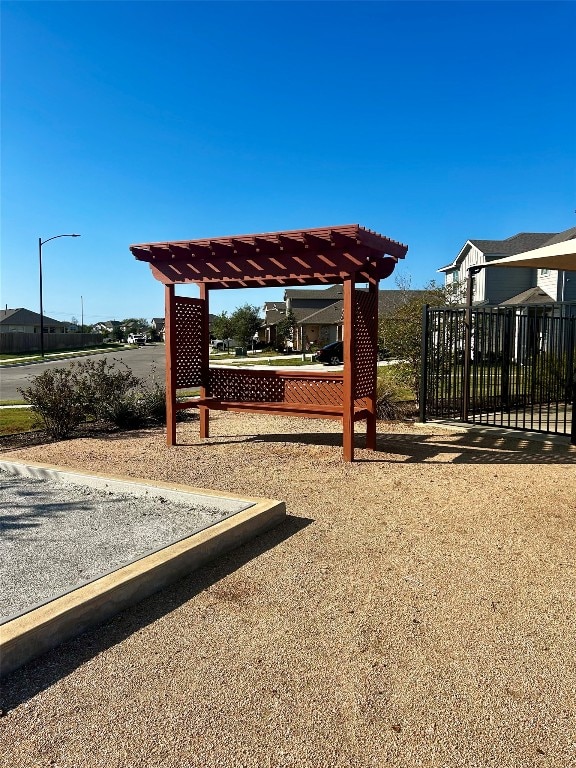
(439, 228, 576, 305)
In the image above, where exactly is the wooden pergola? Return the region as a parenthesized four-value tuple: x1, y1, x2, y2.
(131, 224, 408, 461)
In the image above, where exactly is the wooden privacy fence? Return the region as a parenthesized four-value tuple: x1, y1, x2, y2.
(131, 225, 408, 461)
(0, 332, 103, 355)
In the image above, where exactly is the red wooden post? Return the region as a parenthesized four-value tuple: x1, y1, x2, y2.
(342, 274, 356, 461)
(366, 273, 379, 450)
(199, 284, 210, 439)
(165, 284, 177, 445)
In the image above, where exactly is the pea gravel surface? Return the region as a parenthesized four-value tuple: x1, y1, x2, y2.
(1, 413, 575, 768)
(0, 467, 248, 621)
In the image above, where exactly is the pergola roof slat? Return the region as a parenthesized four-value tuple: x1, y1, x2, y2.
(132, 224, 407, 288)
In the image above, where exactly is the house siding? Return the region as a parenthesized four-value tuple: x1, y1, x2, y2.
(536, 269, 559, 300)
(561, 272, 576, 301)
(443, 229, 575, 307)
(484, 263, 534, 304)
(536, 269, 576, 301)
(459, 246, 487, 302)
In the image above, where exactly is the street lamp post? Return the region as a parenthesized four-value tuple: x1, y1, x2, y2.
(39, 233, 81, 357)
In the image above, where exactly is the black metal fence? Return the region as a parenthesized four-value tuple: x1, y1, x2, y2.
(421, 303, 576, 443)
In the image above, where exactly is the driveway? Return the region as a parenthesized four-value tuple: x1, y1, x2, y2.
(0, 345, 167, 401)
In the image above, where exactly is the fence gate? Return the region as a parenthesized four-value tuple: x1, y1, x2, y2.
(421, 303, 576, 444)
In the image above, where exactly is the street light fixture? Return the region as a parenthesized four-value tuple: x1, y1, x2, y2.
(39, 233, 81, 358)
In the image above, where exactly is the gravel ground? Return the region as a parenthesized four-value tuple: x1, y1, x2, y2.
(1, 413, 575, 768)
(0, 468, 249, 621)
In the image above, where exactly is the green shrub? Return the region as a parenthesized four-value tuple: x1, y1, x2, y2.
(71, 358, 142, 425)
(376, 366, 414, 420)
(18, 369, 85, 439)
(105, 393, 149, 429)
(18, 359, 176, 438)
(138, 381, 167, 425)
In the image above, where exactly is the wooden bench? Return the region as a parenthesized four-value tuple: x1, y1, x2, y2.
(175, 368, 371, 425)
(176, 396, 370, 421)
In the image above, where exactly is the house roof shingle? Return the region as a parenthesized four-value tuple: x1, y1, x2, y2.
(299, 301, 344, 325)
(541, 227, 576, 247)
(500, 287, 556, 305)
(0, 308, 65, 326)
(264, 309, 286, 326)
(470, 232, 555, 257)
(438, 231, 563, 272)
(284, 285, 343, 300)
(289, 290, 429, 326)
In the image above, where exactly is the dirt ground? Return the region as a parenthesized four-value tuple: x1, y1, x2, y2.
(1, 414, 575, 768)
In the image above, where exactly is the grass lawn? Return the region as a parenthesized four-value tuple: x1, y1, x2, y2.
(0, 407, 38, 435)
(211, 356, 317, 368)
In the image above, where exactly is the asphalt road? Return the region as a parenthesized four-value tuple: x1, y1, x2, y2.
(0, 345, 167, 401)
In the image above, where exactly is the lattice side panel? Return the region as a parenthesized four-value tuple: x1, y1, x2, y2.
(209, 369, 286, 402)
(175, 298, 204, 388)
(354, 289, 377, 401)
(285, 378, 343, 406)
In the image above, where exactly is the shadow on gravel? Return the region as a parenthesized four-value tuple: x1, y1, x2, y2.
(190, 430, 576, 464)
(0, 514, 312, 711)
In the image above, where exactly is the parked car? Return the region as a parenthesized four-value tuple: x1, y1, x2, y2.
(211, 338, 238, 352)
(315, 341, 390, 365)
(127, 333, 147, 345)
(315, 341, 343, 365)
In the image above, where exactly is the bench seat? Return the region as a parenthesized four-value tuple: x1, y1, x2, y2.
(176, 397, 369, 421)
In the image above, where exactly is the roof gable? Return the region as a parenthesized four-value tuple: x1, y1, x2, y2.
(0, 307, 64, 326)
(440, 231, 561, 272)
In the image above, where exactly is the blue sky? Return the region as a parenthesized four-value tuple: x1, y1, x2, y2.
(2, 1, 574, 324)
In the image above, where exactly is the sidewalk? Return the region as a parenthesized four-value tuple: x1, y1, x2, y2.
(210, 352, 329, 370)
(1, 347, 124, 367)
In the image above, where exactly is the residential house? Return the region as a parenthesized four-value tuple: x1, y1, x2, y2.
(263, 287, 427, 350)
(92, 320, 122, 335)
(262, 302, 287, 346)
(438, 228, 576, 305)
(0, 308, 69, 334)
(438, 227, 576, 363)
(151, 317, 165, 340)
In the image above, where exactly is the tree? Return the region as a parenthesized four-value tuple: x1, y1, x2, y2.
(211, 311, 234, 343)
(122, 318, 151, 338)
(379, 277, 459, 403)
(229, 304, 262, 349)
(275, 309, 297, 349)
(111, 324, 124, 342)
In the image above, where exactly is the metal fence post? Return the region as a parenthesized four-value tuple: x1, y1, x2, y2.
(419, 304, 430, 422)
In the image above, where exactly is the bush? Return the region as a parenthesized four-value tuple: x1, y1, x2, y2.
(376, 366, 414, 420)
(71, 358, 142, 425)
(18, 359, 175, 439)
(138, 381, 167, 425)
(18, 369, 85, 439)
